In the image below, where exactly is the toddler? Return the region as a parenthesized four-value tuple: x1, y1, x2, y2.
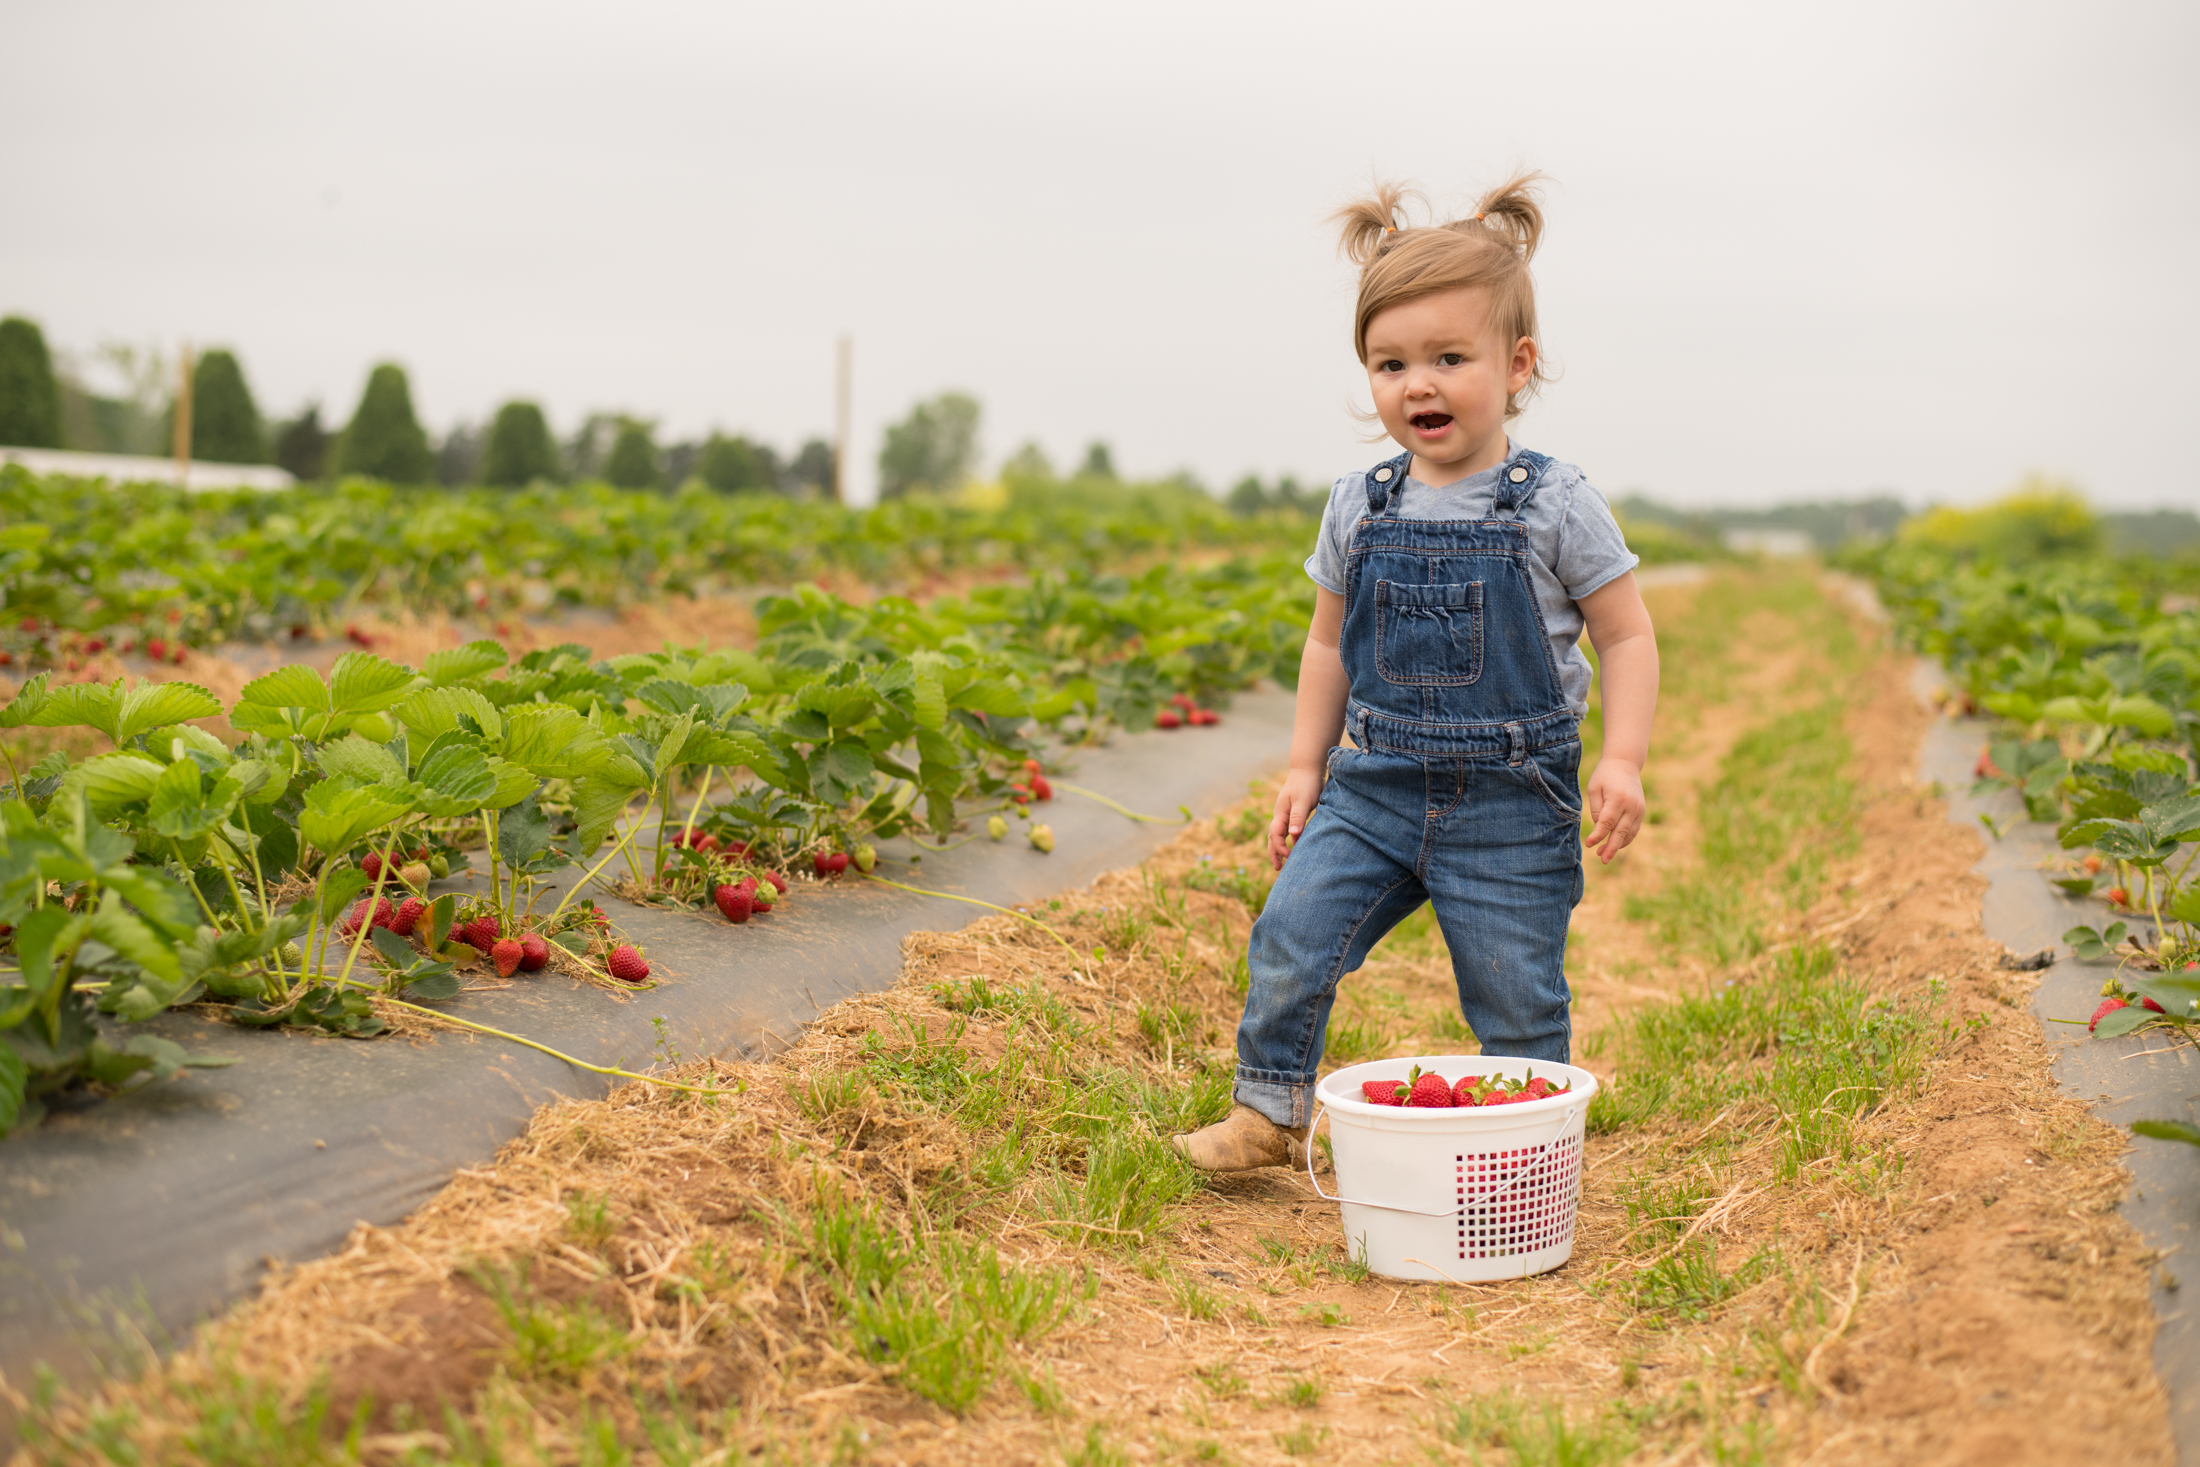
(1177, 173, 1659, 1171)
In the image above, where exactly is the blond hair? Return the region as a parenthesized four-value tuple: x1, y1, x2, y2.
(1333, 172, 1550, 419)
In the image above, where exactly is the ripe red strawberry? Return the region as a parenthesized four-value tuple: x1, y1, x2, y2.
(341, 897, 396, 937)
(763, 870, 788, 894)
(390, 896, 427, 937)
(463, 914, 500, 951)
(1169, 694, 1193, 710)
(1974, 747, 2002, 779)
(491, 938, 524, 977)
(1451, 1075, 1485, 1106)
(360, 851, 386, 882)
(825, 851, 850, 876)
(1407, 1072, 1453, 1108)
(2089, 997, 2129, 1032)
(1010, 784, 1031, 804)
(1154, 709, 1183, 730)
(696, 833, 722, 854)
(1030, 774, 1053, 800)
(812, 851, 831, 878)
(146, 637, 167, 661)
(607, 944, 650, 984)
(1522, 1075, 1553, 1099)
(1362, 1079, 1406, 1106)
(518, 933, 550, 971)
(1023, 758, 1042, 776)
(715, 883, 753, 924)
(2106, 887, 2130, 907)
(2082, 853, 2102, 874)
(725, 839, 752, 858)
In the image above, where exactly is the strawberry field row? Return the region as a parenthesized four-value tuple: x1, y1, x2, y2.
(0, 554, 1313, 1134)
(1844, 528, 2200, 1038)
(0, 466, 1305, 664)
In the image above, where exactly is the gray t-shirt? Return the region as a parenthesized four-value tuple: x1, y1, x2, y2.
(1303, 446, 1638, 717)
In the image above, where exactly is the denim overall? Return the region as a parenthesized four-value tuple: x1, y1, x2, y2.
(1234, 447, 1585, 1128)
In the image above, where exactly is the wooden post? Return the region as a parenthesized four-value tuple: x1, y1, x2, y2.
(832, 334, 851, 504)
(172, 343, 194, 484)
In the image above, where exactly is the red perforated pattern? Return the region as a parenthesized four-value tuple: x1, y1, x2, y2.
(1454, 1134, 1582, 1260)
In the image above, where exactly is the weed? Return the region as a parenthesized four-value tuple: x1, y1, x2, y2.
(1273, 1423, 1327, 1456)
(1173, 1275, 1226, 1321)
(1017, 1365, 1069, 1415)
(479, 1263, 632, 1384)
(1276, 1375, 1323, 1409)
(797, 1067, 869, 1126)
(1296, 1303, 1349, 1328)
(1064, 1423, 1129, 1467)
(1628, 1242, 1772, 1328)
(1195, 1360, 1249, 1398)
(1433, 1389, 1635, 1466)
(565, 1190, 618, 1250)
(1322, 1010, 1398, 1065)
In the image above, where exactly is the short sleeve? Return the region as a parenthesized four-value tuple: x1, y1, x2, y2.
(1301, 476, 1359, 594)
(1553, 473, 1639, 601)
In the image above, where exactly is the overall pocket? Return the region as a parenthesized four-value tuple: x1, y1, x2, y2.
(1373, 579, 1484, 686)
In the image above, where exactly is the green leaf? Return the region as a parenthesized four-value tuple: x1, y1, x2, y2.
(479, 756, 540, 810)
(56, 753, 166, 813)
(318, 865, 371, 924)
(809, 738, 875, 805)
(423, 639, 510, 687)
(500, 705, 610, 778)
(319, 734, 407, 785)
(2093, 821, 2179, 866)
(495, 796, 554, 869)
(2132, 1119, 2200, 1148)
(238, 664, 333, 714)
(951, 678, 1029, 717)
(2106, 695, 2175, 738)
(404, 970, 464, 1001)
(0, 671, 53, 730)
(113, 681, 222, 746)
(298, 782, 416, 855)
(27, 680, 123, 742)
(567, 777, 635, 855)
(398, 686, 503, 753)
(146, 758, 241, 842)
(910, 672, 947, 731)
(328, 651, 422, 717)
(415, 741, 498, 814)
(88, 889, 182, 984)
(8, 906, 69, 997)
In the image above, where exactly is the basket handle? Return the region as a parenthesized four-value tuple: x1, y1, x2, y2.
(1302, 1099, 1581, 1217)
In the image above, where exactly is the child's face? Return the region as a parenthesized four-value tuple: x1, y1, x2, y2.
(1363, 287, 1537, 482)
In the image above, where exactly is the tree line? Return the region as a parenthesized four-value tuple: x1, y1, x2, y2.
(0, 315, 1265, 507)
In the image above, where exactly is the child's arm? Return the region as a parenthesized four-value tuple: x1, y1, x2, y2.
(1578, 571, 1659, 864)
(1269, 587, 1349, 869)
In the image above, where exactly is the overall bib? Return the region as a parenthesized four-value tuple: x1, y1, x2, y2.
(1234, 448, 1586, 1128)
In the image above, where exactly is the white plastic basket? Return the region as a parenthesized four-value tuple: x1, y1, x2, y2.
(1310, 1055, 1599, 1283)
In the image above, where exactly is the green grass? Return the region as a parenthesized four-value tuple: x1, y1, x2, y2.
(1432, 1390, 1635, 1466)
(478, 1263, 633, 1385)
(796, 1196, 1074, 1415)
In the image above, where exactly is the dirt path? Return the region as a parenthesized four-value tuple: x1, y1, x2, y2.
(7, 569, 2173, 1467)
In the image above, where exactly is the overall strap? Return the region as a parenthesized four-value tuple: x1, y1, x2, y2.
(1362, 453, 1412, 516)
(1492, 447, 1555, 518)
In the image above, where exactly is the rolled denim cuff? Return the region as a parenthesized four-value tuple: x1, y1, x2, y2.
(1234, 1068, 1316, 1130)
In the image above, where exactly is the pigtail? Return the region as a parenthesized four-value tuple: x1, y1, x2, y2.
(1331, 182, 1418, 265)
(1463, 170, 1548, 261)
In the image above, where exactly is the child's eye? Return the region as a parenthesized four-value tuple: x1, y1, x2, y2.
(1375, 359, 1404, 374)
(1438, 352, 1465, 367)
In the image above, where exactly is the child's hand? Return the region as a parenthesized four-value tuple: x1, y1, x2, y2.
(1268, 768, 1324, 870)
(1583, 757, 1646, 864)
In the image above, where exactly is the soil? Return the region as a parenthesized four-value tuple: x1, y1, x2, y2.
(5, 570, 2175, 1466)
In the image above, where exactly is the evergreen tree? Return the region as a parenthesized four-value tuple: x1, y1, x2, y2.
(1078, 441, 1117, 479)
(1227, 475, 1269, 516)
(327, 365, 431, 483)
(877, 391, 980, 498)
(603, 419, 660, 489)
(186, 348, 266, 463)
(696, 433, 777, 494)
(789, 439, 835, 496)
(274, 404, 330, 480)
(0, 316, 64, 448)
(1001, 441, 1055, 483)
(480, 400, 559, 486)
(331, 363, 433, 483)
(437, 422, 484, 486)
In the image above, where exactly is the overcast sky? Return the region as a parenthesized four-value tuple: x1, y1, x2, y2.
(5, 1, 2194, 509)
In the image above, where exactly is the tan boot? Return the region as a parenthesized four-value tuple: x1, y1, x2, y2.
(1173, 1104, 1310, 1172)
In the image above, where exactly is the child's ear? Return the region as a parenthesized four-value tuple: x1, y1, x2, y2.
(1509, 336, 1539, 393)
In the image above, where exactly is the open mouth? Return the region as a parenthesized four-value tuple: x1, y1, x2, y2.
(1410, 412, 1453, 434)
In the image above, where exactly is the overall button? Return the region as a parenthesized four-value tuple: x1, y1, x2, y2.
(1373, 466, 1394, 483)
(1507, 465, 1529, 483)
